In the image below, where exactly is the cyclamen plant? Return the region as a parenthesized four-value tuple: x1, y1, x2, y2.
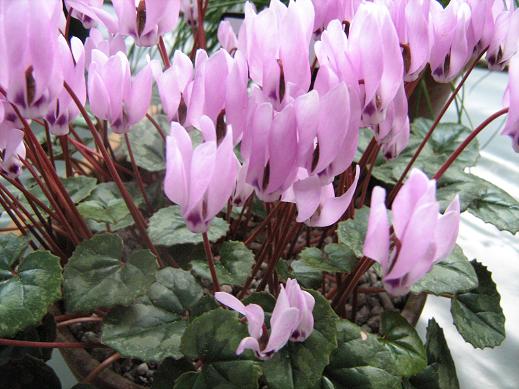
(0, 0, 517, 388)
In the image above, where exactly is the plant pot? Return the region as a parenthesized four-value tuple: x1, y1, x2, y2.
(57, 326, 145, 389)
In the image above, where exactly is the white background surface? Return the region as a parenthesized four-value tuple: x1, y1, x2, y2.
(416, 68, 519, 389)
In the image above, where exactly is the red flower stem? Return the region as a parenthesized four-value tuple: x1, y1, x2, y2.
(44, 121, 56, 170)
(434, 108, 509, 181)
(196, 0, 207, 50)
(238, 205, 287, 299)
(244, 202, 282, 246)
(0, 190, 37, 250)
(66, 136, 111, 180)
(64, 13, 71, 40)
(83, 353, 121, 384)
(357, 143, 381, 208)
(230, 194, 252, 237)
(0, 173, 56, 220)
(332, 257, 374, 313)
(20, 157, 81, 245)
(63, 82, 166, 266)
(57, 316, 103, 327)
(145, 113, 167, 141)
(0, 338, 106, 349)
(388, 51, 486, 206)
(12, 106, 92, 240)
(202, 232, 220, 293)
(158, 35, 171, 69)
(257, 205, 297, 291)
(20, 128, 91, 240)
(0, 182, 65, 257)
(124, 133, 152, 213)
(59, 135, 73, 178)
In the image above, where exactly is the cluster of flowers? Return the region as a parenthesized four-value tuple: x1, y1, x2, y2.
(0, 1, 516, 296)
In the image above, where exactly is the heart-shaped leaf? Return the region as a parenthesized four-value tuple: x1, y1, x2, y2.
(77, 182, 144, 231)
(119, 115, 167, 172)
(174, 361, 262, 389)
(179, 309, 262, 388)
(63, 233, 157, 312)
(102, 296, 187, 361)
(191, 241, 254, 285)
(409, 319, 459, 389)
(451, 261, 505, 349)
(0, 240, 61, 337)
(379, 312, 427, 377)
(292, 244, 357, 275)
(102, 267, 202, 361)
(148, 206, 229, 247)
(412, 245, 478, 296)
(337, 208, 369, 258)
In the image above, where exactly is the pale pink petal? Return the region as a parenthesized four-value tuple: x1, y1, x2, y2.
(306, 165, 360, 227)
(363, 186, 390, 271)
(433, 195, 460, 262)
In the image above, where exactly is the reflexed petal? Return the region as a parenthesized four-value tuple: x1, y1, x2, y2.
(306, 165, 360, 227)
(263, 307, 299, 355)
(218, 20, 238, 52)
(363, 186, 390, 270)
(391, 168, 430, 239)
(127, 62, 153, 126)
(293, 176, 322, 223)
(270, 286, 290, 329)
(236, 336, 262, 356)
(206, 128, 238, 219)
(433, 194, 460, 262)
(214, 292, 247, 314)
(244, 304, 265, 340)
(186, 141, 216, 215)
(267, 105, 298, 194)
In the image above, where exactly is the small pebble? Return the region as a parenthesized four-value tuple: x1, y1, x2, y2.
(136, 363, 149, 376)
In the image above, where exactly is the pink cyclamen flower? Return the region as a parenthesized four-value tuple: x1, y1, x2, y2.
(486, 7, 519, 71)
(215, 278, 315, 360)
(502, 53, 519, 152)
(46, 37, 86, 136)
(183, 49, 233, 126)
(65, 0, 104, 28)
(348, 2, 404, 125)
(164, 117, 238, 233)
(238, 0, 314, 98)
(111, 0, 180, 46)
(87, 50, 153, 133)
(284, 165, 360, 227)
(363, 169, 460, 296)
(312, 0, 362, 30)
(218, 21, 238, 53)
(374, 84, 410, 159)
(0, 125, 25, 178)
(429, 0, 473, 83)
(84, 28, 127, 67)
(0, 0, 64, 119)
(152, 50, 193, 122)
(380, 0, 433, 82)
(241, 102, 299, 202)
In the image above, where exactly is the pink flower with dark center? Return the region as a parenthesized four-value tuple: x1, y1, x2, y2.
(364, 169, 460, 295)
(164, 117, 238, 233)
(215, 278, 314, 360)
(87, 50, 154, 133)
